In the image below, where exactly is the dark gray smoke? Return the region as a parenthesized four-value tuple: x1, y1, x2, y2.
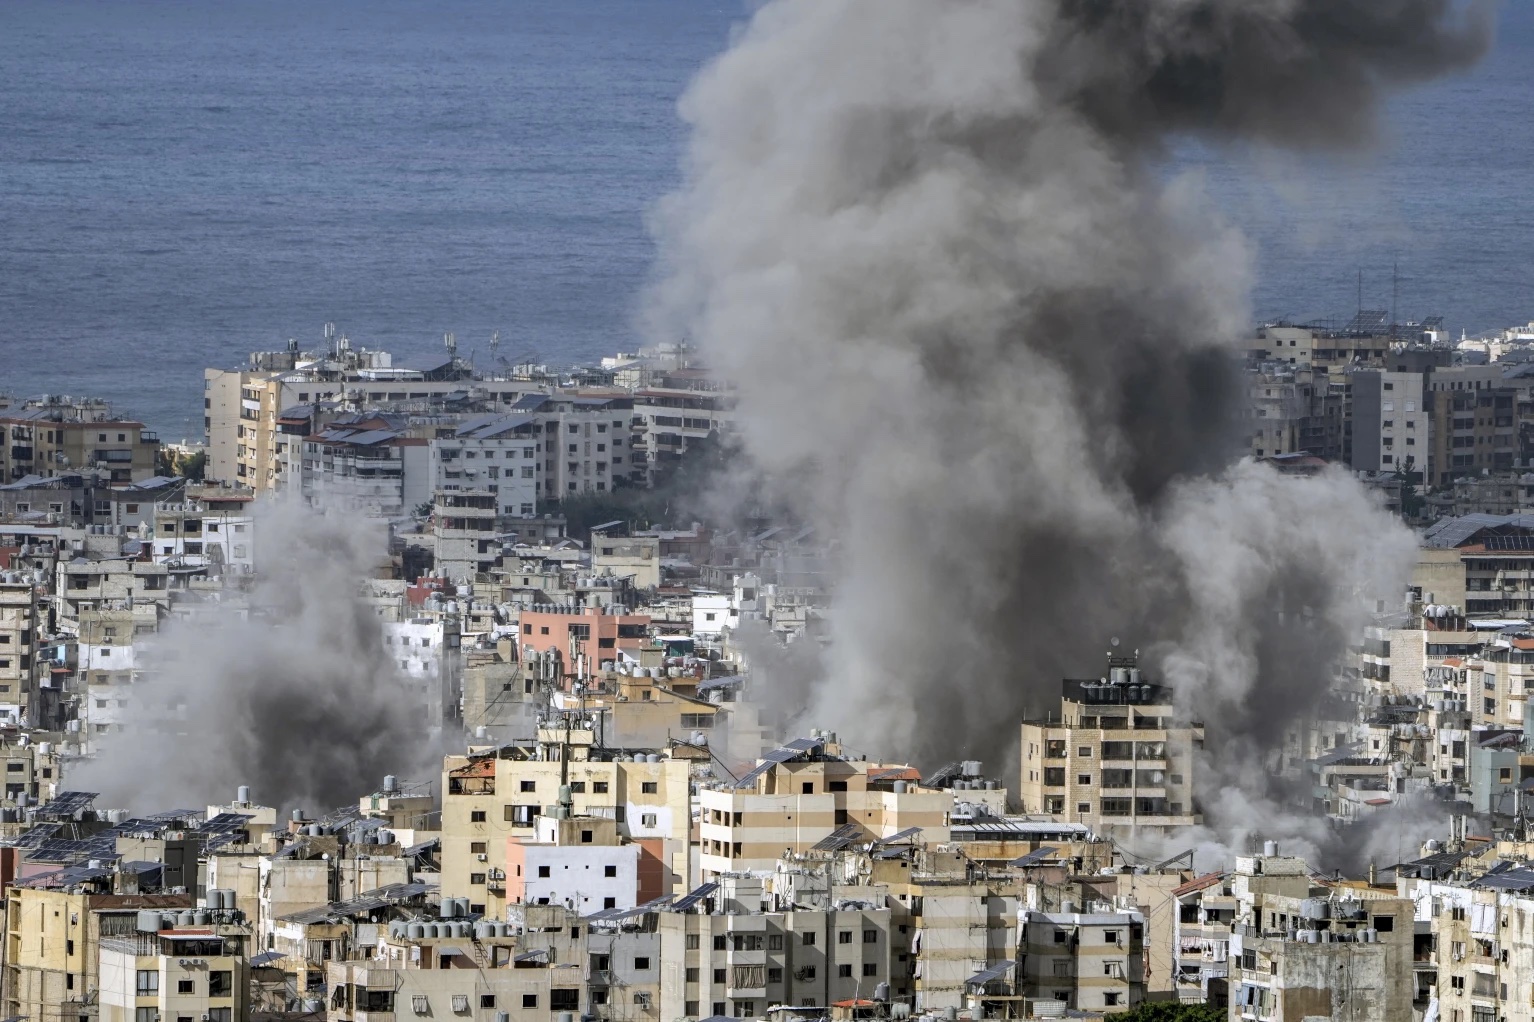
(646, 0, 1490, 848)
(76, 500, 443, 814)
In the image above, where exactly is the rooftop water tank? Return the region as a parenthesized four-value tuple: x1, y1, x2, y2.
(236, 784, 250, 805)
(1263, 840, 1280, 857)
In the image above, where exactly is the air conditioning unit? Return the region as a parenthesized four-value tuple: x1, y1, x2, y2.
(476, 853, 488, 862)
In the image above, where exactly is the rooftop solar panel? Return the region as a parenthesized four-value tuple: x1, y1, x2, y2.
(812, 823, 864, 852)
(1010, 847, 1059, 868)
(672, 882, 719, 912)
(966, 960, 1016, 988)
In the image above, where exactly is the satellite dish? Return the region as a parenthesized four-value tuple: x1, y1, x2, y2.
(1110, 637, 1121, 648)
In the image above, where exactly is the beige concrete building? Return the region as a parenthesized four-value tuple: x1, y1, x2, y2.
(98, 919, 252, 1022)
(696, 733, 951, 878)
(591, 527, 661, 589)
(1016, 905, 1146, 1013)
(1, 885, 194, 1022)
(326, 925, 584, 1022)
(1020, 665, 1203, 836)
(0, 580, 40, 725)
(440, 728, 693, 918)
(587, 872, 892, 1022)
(1228, 850, 1416, 1022)
(0, 399, 160, 485)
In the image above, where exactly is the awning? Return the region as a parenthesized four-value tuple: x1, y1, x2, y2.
(250, 951, 286, 967)
(438, 947, 465, 957)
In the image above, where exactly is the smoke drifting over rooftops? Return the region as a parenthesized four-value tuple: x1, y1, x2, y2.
(77, 501, 442, 814)
(646, 0, 1491, 852)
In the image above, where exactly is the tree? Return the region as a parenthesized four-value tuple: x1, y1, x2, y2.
(1114, 1002, 1225, 1022)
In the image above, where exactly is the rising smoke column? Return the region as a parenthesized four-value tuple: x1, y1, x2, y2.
(76, 500, 443, 813)
(647, 0, 1490, 845)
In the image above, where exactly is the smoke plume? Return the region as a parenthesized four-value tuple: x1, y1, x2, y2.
(647, 0, 1491, 848)
(76, 500, 445, 814)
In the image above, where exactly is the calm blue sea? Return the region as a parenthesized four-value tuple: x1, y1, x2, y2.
(3, 0, 1534, 438)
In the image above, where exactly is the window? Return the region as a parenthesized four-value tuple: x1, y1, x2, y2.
(713, 1004, 728, 1018)
(687, 967, 701, 982)
(802, 781, 814, 794)
(768, 934, 783, 950)
(635, 957, 651, 970)
(714, 969, 727, 984)
(178, 979, 194, 993)
(714, 936, 727, 951)
(768, 968, 783, 983)
(470, 841, 487, 854)
(686, 1004, 700, 1018)
(593, 781, 609, 794)
(569, 781, 586, 793)
(603, 897, 615, 909)
(523, 995, 538, 1008)
(641, 813, 657, 827)
(1078, 774, 1092, 786)
(641, 781, 658, 794)
(481, 995, 497, 1008)
(838, 964, 853, 978)
(1373, 915, 1394, 932)
(470, 873, 486, 885)
(520, 779, 536, 792)
(863, 963, 878, 977)
(550, 991, 579, 1011)
(803, 932, 816, 945)
(209, 970, 232, 996)
(839, 930, 853, 944)
(136, 970, 159, 994)
(538, 866, 551, 878)
(605, 865, 617, 877)
(470, 810, 486, 822)
(1104, 930, 1119, 944)
(686, 935, 700, 950)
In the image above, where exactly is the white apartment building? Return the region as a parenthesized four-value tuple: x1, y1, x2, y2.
(512, 394, 630, 498)
(432, 414, 541, 517)
(149, 496, 256, 574)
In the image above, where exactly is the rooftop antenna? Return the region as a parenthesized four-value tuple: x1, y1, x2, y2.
(444, 331, 457, 357)
(1357, 268, 1363, 329)
(1391, 259, 1399, 339)
(324, 322, 337, 357)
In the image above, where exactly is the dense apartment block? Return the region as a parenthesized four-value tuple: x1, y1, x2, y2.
(0, 398, 160, 485)
(1020, 661, 1203, 835)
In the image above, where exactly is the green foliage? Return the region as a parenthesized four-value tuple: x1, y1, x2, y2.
(157, 447, 206, 481)
(1114, 1002, 1225, 1022)
(551, 430, 738, 541)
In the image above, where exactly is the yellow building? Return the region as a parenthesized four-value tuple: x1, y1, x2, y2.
(98, 917, 252, 1022)
(1020, 662, 1204, 837)
(1, 885, 193, 1022)
(696, 733, 951, 878)
(440, 724, 694, 917)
